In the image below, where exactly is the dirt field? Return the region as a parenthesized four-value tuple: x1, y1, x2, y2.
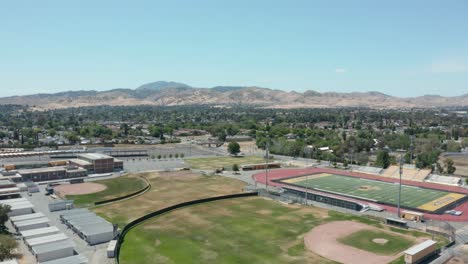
(442, 154, 468, 177)
(304, 221, 419, 264)
(54, 182, 107, 196)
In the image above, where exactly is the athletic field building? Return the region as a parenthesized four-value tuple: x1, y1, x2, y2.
(75, 153, 122, 174)
(1, 153, 123, 182)
(253, 167, 468, 222)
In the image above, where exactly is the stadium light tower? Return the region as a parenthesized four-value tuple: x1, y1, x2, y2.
(265, 140, 269, 192)
(397, 152, 404, 218)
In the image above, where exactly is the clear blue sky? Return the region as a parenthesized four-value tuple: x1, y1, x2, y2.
(1, 0, 467, 97)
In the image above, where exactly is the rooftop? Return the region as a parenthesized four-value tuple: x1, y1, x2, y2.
(10, 212, 45, 222)
(15, 217, 49, 227)
(20, 226, 60, 237)
(17, 167, 66, 174)
(0, 179, 14, 186)
(69, 159, 92, 166)
(32, 240, 74, 254)
(40, 255, 88, 264)
(27, 233, 68, 247)
(77, 153, 113, 161)
(404, 240, 437, 255)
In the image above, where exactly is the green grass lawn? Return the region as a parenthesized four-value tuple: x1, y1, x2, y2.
(338, 229, 414, 255)
(118, 196, 446, 264)
(66, 175, 147, 207)
(185, 155, 272, 170)
(119, 197, 333, 264)
(284, 173, 454, 209)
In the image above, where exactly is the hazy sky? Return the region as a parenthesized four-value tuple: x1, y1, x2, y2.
(1, 1, 467, 97)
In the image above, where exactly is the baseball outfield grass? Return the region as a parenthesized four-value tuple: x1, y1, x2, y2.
(118, 197, 447, 264)
(66, 175, 148, 207)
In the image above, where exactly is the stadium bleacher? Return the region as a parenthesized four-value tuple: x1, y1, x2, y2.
(380, 165, 431, 182)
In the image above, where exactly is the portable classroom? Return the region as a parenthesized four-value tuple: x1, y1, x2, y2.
(15, 218, 49, 231)
(10, 212, 45, 223)
(26, 233, 68, 248)
(20, 226, 60, 240)
(48, 200, 74, 212)
(0, 197, 28, 204)
(8, 203, 34, 217)
(404, 240, 437, 264)
(40, 255, 88, 264)
(80, 223, 115, 245)
(32, 240, 75, 262)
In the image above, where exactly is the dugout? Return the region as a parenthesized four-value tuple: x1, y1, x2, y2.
(386, 218, 408, 228)
(284, 187, 363, 211)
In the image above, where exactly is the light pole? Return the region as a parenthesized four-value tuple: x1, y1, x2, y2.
(397, 153, 404, 218)
(265, 140, 269, 192)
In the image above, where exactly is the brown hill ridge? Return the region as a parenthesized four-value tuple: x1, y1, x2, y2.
(0, 81, 466, 109)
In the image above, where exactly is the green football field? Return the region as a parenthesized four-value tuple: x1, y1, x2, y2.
(280, 173, 464, 211)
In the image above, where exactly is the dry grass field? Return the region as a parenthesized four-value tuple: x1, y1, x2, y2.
(92, 171, 246, 227)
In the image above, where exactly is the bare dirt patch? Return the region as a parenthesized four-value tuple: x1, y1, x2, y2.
(54, 182, 107, 196)
(304, 221, 403, 264)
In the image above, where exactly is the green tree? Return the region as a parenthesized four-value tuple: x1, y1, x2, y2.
(232, 164, 239, 172)
(228, 142, 241, 156)
(0, 204, 11, 233)
(180, 153, 185, 158)
(375, 150, 391, 169)
(0, 235, 17, 261)
(445, 158, 457, 175)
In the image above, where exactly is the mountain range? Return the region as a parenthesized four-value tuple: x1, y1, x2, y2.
(0, 81, 467, 110)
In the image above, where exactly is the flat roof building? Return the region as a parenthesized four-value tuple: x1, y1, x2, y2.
(32, 240, 75, 262)
(14, 217, 49, 231)
(26, 233, 68, 248)
(76, 153, 115, 174)
(60, 209, 116, 245)
(10, 212, 45, 223)
(404, 240, 438, 264)
(20, 226, 60, 240)
(40, 254, 88, 264)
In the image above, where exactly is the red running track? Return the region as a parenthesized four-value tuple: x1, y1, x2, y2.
(252, 167, 468, 222)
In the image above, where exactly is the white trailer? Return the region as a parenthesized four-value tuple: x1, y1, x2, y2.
(8, 203, 34, 217)
(32, 240, 74, 262)
(20, 226, 60, 240)
(40, 254, 88, 264)
(15, 218, 49, 231)
(48, 200, 74, 212)
(81, 224, 115, 245)
(10, 212, 45, 223)
(26, 233, 68, 248)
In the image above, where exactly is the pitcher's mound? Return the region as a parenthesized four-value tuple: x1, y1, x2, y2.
(54, 182, 107, 195)
(372, 238, 388, 245)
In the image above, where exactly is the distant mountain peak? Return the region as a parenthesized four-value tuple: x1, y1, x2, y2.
(211, 86, 246, 92)
(0, 81, 467, 110)
(136, 81, 192, 91)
